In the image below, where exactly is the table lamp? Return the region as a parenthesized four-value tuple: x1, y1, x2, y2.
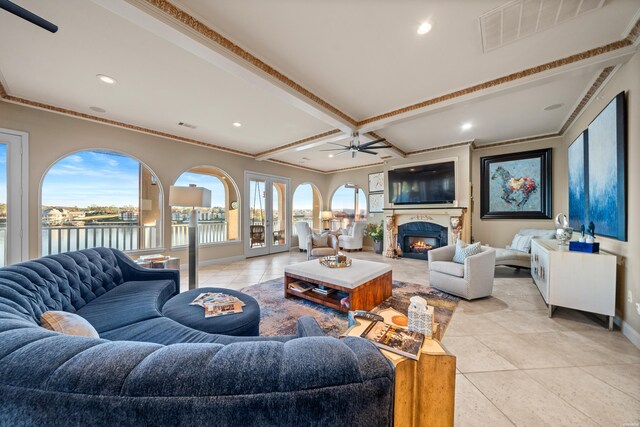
(321, 211, 333, 230)
(169, 184, 211, 290)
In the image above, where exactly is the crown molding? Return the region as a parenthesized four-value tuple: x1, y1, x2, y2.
(0, 84, 255, 157)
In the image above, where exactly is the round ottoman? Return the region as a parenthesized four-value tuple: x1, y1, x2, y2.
(163, 287, 260, 336)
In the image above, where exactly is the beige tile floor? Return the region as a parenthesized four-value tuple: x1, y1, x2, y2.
(180, 250, 640, 426)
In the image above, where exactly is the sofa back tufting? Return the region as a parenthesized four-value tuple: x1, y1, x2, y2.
(0, 248, 125, 324)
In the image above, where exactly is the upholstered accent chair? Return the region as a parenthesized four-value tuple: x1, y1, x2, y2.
(307, 233, 339, 260)
(428, 244, 496, 300)
(338, 222, 366, 251)
(294, 221, 312, 252)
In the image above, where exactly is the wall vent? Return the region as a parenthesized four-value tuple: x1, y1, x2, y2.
(480, 0, 605, 52)
(178, 121, 197, 129)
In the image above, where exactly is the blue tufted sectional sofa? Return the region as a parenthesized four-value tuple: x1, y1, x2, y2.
(0, 248, 394, 426)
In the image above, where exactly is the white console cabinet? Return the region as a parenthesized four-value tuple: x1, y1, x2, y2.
(530, 239, 617, 330)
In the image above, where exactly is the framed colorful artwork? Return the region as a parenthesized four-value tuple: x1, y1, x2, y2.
(368, 172, 384, 193)
(480, 148, 552, 219)
(368, 193, 384, 213)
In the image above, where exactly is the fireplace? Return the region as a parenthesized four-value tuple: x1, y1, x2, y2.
(397, 221, 448, 260)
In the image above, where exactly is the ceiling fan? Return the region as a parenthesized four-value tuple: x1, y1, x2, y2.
(320, 133, 388, 158)
(0, 0, 58, 33)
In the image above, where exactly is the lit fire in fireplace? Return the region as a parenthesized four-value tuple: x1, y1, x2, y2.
(409, 240, 433, 253)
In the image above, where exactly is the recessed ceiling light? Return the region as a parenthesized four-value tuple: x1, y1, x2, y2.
(328, 154, 334, 158)
(89, 106, 106, 113)
(96, 74, 116, 85)
(232, 122, 242, 127)
(543, 103, 564, 111)
(461, 122, 472, 131)
(417, 22, 432, 35)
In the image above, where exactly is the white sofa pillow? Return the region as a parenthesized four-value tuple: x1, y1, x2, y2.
(508, 234, 532, 253)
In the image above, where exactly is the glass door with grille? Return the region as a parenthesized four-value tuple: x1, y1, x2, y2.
(244, 172, 290, 257)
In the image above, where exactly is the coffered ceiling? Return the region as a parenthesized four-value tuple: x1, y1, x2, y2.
(0, 0, 638, 172)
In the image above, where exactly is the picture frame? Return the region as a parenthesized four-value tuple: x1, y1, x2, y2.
(568, 92, 626, 241)
(368, 172, 384, 193)
(368, 193, 384, 213)
(480, 148, 552, 219)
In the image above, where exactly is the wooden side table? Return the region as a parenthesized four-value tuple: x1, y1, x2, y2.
(343, 308, 456, 427)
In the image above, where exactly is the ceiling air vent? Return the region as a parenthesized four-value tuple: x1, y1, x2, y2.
(479, 0, 605, 52)
(178, 121, 197, 129)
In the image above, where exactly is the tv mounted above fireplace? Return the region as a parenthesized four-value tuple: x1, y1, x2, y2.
(388, 161, 455, 205)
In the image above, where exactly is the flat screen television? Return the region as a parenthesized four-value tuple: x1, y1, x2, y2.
(389, 161, 455, 205)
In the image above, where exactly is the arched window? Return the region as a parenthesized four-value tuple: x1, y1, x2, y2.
(330, 184, 366, 229)
(41, 150, 162, 255)
(292, 183, 322, 233)
(171, 166, 239, 247)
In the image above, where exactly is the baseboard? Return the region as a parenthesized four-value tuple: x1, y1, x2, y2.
(179, 254, 246, 269)
(621, 320, 640, 349)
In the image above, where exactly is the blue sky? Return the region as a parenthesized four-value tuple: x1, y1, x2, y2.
(293, 184, 313, 210)
(0, 144, 6, 205)
(42, 151, 140, 207)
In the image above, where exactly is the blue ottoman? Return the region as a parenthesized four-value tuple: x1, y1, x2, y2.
(163, 287, 260, 336)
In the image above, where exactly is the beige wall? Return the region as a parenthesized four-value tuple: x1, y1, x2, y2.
(0, 101, 326, 262)
(561, 52, 640, 336)
(471, 136, 566, 247)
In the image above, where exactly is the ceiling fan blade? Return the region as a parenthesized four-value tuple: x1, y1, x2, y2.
(326, 142, 350, 148)
(0, 0, 58, 33)
(333, 150, 349, 157)
(360, 145, 388, 150)
(359, 138, 386, 148)
(319, 148, 348, 152)
(359, 149, 379, 155)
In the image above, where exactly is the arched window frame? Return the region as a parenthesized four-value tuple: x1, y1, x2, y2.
(39, 149, 164, 256)
(170, 165, 241, 248)
(292, 182, 323, 233)
(330, 184, 367, 230)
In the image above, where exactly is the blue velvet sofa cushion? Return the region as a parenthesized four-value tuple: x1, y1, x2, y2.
(77, 279, 176, 333)
(0, 248, 395, 426)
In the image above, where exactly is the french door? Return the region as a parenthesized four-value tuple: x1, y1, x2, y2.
(244, 172, 290, 257)
(0, 129, 28, 266)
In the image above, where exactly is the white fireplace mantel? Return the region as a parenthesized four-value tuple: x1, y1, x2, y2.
(383, 207, 467, 257)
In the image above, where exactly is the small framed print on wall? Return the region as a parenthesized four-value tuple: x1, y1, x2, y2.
(368, 172, 384, 193)
(369, 193, 384, 213)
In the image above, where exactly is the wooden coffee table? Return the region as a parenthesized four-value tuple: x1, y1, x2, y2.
(284, 259, 392, 312)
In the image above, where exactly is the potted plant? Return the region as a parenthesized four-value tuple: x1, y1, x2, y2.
(366, 221, 384, 254)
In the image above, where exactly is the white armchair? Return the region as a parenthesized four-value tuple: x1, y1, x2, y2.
(428, 245, 496, 300)
(294, 222, 311, 252)
(338, 222, 366, 251)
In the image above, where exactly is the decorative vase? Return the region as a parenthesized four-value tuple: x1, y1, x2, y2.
(373, 240, 383, 254)
(408, 296, 434, 338)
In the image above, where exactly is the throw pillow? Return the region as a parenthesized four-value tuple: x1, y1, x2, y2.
(452, 240, 482, 264)
(508, 233, 532, 253)
(311, 232, 329, 248)
(40, 311, 100, 338)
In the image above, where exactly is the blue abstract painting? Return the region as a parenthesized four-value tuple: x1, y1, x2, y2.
(489, 158, 541, 212)
(568, 133, 585, 229)
(588, 97, 624, 240)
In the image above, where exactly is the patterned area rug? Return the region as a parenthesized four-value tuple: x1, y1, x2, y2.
(241, 278, 459, 337)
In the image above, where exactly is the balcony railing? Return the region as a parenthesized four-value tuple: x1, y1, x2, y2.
(171, 222, 228, 246)
(42, 225, 160, 256)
